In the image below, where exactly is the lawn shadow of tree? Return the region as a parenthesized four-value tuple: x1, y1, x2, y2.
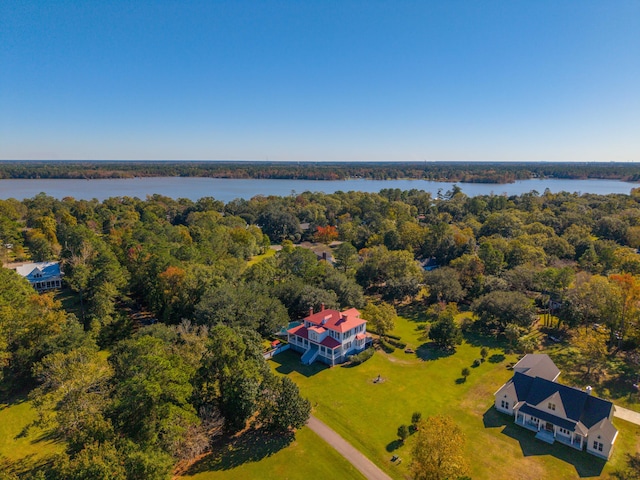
(488, 353, 506, 364)
(0, 453, 51, 478)
(386, 439, 403, 452)
(462, 332, 507, 349)
(483, 407, 605, 478)
(186, 428, 294, 474)
(415, 342, 454, 361)
(396, 304, 429, 323)
(269, 350, 327, 378)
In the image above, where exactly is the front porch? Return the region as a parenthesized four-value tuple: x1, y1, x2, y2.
(515, 412, 584, 451)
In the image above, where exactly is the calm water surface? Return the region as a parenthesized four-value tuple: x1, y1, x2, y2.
(0, 177, 637, 202)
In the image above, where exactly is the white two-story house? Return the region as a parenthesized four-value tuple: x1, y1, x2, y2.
(495, 354, 618, 460)
(287, 305, 372, 366)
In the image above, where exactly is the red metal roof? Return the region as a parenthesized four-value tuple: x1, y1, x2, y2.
(355, 333, 366, 340)
(320, 336, 341, 349)
(304, 308, 366, 333)
(287, 324, 308, 338)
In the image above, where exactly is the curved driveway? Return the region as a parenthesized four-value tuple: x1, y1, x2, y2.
(307, 415, 393, 480)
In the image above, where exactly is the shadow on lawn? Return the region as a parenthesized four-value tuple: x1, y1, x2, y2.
(415, 342, 454, 361)
(396, 304, 429, 323)
(186, 428, 294, 474)
(0, 454, 49, 477)
(483, 407, 605, 478)
(269, 350, 326, 378)
(386, 439, 403, 452)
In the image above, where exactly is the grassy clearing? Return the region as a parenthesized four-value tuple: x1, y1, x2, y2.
(0, 397, 63, 473)
(179, 426, 365, 480)
(270, 315, 640, 480)
(246, 248, 276, 267)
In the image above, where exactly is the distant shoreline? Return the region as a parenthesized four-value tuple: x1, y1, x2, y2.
(1, 160, 639, 184)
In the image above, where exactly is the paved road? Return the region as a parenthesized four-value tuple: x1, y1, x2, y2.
(307, 415, 393, 480)
(614, 405, 640, 425)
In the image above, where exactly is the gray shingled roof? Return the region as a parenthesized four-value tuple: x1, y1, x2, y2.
(513, 354, 560, 381)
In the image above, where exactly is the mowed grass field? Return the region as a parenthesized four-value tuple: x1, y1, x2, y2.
(179, 427, 365, 480)
(0, 397, 64, 475)
(269, 316, 640, 480)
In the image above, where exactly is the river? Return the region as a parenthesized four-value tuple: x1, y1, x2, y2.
(0, 177, 637, 203)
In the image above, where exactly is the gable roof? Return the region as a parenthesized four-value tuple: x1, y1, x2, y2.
(509, 371, 615, 433)
(513, 354, 560, 381)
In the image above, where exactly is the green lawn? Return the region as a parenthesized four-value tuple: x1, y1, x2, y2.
(0, 397, 63, 474)
(270, 315, 640, 480)
(246, 248, 276, 267)
(179, 426, 365, 480)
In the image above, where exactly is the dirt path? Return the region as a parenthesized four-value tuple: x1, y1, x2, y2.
(614, 404, 640, 425)
(307, 415, 394, 480)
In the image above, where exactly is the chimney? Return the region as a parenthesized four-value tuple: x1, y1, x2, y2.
(320, 303, 325, 311)
(309, 307, 314, 317)
(586, 386, 592, 395)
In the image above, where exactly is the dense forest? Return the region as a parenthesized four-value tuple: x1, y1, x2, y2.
(2, 160, 640, 183)
(1, 185, 640, 478)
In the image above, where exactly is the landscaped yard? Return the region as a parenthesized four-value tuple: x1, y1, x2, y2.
(1, 314, 638, 479)
(269, 315, 640, 480)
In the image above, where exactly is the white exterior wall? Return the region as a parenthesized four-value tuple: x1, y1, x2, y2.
(494, 383, 516, 415)
(586, 426, 617, 459)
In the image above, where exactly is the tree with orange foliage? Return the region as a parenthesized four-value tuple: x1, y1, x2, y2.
(314, 225, 339, 244)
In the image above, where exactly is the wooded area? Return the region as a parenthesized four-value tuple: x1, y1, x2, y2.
(2, 160, 640, 183)
(1, 185, 640, 478)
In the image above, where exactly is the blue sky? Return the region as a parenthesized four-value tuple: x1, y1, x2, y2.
(1, 1, 639, 161)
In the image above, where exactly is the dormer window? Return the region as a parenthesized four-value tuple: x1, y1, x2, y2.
(548, 402, 556, 411)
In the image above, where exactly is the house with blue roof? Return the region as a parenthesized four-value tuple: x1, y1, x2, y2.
(12, 261, 62, 292)
(494, 354, 618, 460)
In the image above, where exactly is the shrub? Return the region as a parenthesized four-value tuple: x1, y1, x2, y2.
(472, 358, 481, 368)
(379, 338, 396, 353)
(385, 337, 407, 349)
(411, 411, 422, 426)
(397, 424, 409, 443)
(385, 333, 402, 341)
(480, 347, 488, 361)
(349, 348, 375, 365)
(461, 367, 470, 380)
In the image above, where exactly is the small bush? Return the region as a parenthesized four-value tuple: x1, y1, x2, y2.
(472, 358, 481, 368)
(385, 333, 402, 341)
(385, 337, 407, 349)
(379, 338, 396, 353)
(480, 347, 488, 360)
(349, 348, 375, 365)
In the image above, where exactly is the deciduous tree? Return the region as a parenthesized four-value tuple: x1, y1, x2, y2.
(411, 415, 469, 480)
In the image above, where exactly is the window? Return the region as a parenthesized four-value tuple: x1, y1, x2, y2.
(501, 400, 510, 409)
(548, 402, 556, 411)
(592, 441, 603, 452)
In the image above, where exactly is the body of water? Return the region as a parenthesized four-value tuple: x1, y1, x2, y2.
(0, 177, 637, 203)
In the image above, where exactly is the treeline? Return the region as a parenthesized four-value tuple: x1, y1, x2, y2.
(3, 185, 640, 477)
(1, 160, 640, 183)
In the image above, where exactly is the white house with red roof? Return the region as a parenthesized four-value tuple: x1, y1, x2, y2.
(287, 305, 372, 366)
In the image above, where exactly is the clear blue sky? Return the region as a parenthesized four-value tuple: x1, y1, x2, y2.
(1, 1, 638, 161)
